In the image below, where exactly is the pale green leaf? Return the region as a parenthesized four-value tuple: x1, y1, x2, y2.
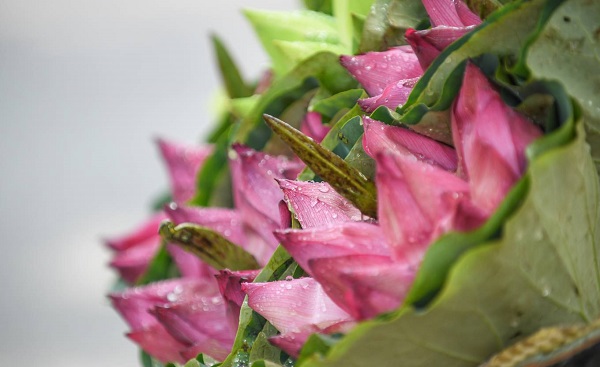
(526, 0, 600, 173)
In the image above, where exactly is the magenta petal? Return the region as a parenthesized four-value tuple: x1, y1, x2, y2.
(340, 46, 422, 96)
(278, 179, 363, 228)
(375, 152, 469, 261)
(127, 324, 188, 364)
(452, 64, 541, 213)
(274, 222, 391, 275)
(152, 296, 235, 350)
(157, 139, 212, 204)
(358, 77, 419, 112)
(455, 0, 482, 26)
(269, 332, 312, 358)
(166, 244, 216, 280)
(230, 144, 303, 248)
(422, 0, 481, 27)
(109, 279, 219, 330)
(243, 278, 352, 335)
(109, 240, 161, 284)
(309, 255, 415, 320)
(363, 117, 457, 171)
(216, 269, 260, 308)
(106, 213, 166, 251)
(215, 269, 260, 328)
(301, 111, 330, 143)
(405, 28, 442, 69)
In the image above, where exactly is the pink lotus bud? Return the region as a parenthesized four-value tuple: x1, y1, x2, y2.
(157, 139, 212, 204)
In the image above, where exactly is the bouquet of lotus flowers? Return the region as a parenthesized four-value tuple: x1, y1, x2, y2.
(106, 0, 600, 366)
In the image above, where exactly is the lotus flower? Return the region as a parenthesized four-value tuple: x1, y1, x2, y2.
(340, 0, 482, 112)
(245, 63, 541, 355)
(110, 278, 247, 363)
(106, 139, 211, 283)
(110, 142, 305, 361)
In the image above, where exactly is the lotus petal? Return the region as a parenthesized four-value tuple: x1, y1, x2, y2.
(358, 77, 419, 112)
(301, 111, 330, 143)
(452, 63, 541, 213)
(151, 296, 234, 349)
(278, 179, 363, 228)
(340, 46, 422, 96)
(309, 255, 416, 320)
(375, 152, 470, 261)
(274, 222, 390, 274)
(109, 240, 161, 284)
(363, 117, 457, 171)
(157, 139, 212, 204)
(243, 278, 352, 336)
(127, 324, 187, 364)
(422, 0, 481, 28)
(109, 279, 218, 330)
(215, 269, 260, 328)
(229, 144, 303, 248)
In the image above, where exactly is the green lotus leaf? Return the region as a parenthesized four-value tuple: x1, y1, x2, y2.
(525, 0, 600, 174)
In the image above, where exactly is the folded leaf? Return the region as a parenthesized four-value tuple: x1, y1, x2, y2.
(159, 221, 260, 271)
(263, 114, 378, 218)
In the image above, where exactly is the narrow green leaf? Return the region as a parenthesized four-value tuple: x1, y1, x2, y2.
(211, 34, 253, 99)
(263, 114, 377, 218)
(189, 124, 232, 207)
(159, 221, 259, 271)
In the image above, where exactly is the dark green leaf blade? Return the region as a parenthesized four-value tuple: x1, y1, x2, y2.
(212, 34, 253, 99)
(159, 221, 260, 271)
(263, 114, 377, 218)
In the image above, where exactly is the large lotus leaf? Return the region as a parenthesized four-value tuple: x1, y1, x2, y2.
(299, 119, 600, 367)
(398, 0, 565, 125)
(525, 0, 600, 174)
(244, 10, 342, 75)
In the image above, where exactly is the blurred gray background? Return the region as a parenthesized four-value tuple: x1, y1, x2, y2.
(0, 1, 297, 365)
